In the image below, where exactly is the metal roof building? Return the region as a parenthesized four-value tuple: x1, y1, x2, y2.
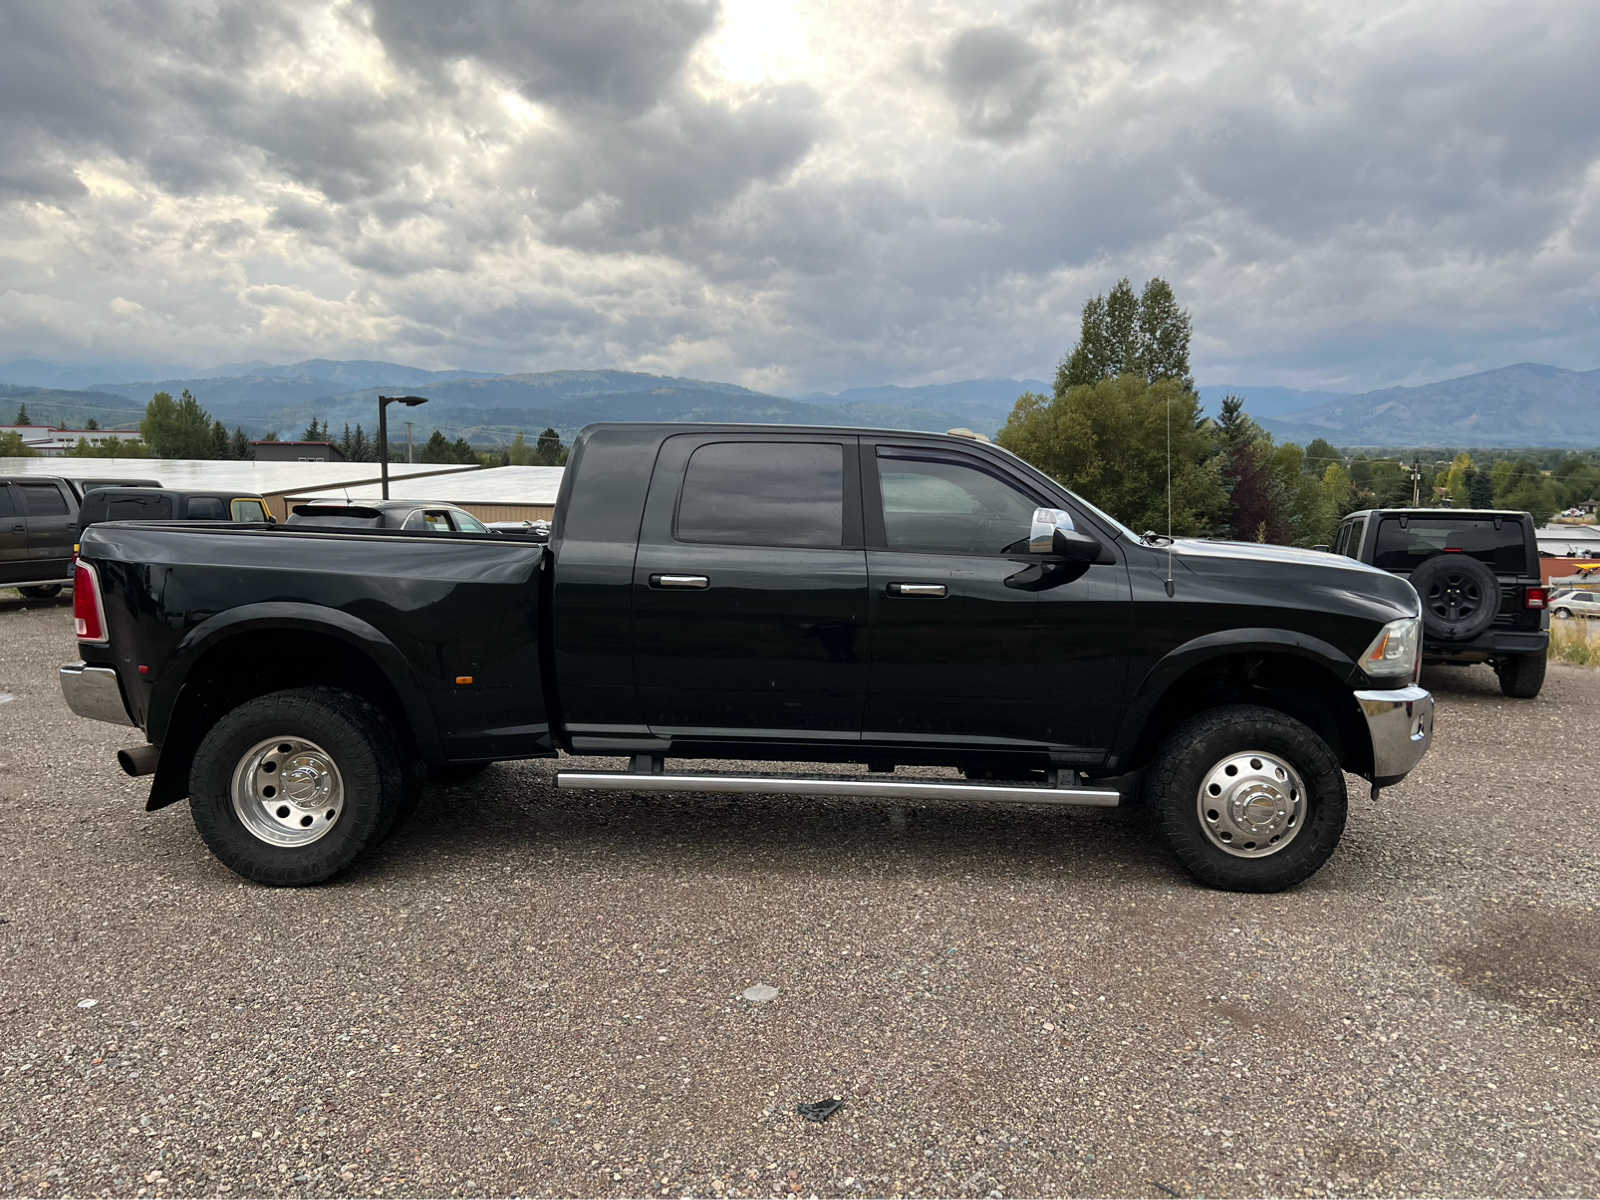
(0, 456, 480, 519)
(285, 465, 565, 523)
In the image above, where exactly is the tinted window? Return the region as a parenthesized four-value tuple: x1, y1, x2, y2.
(185, 497, 226, 520)
(19, 483, 68, 515)
(676, 442, 844, 548)
(101, 495, 171, 522)
(1374, 517, 1528, 573)
(0, 486, 12, 518)
(230, 499, 268, 522)
(876, 450, 1040, 555)
(451, 511, 487, 534)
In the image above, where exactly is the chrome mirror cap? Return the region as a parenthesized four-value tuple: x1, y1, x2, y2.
(1029, 507, 1075, 554)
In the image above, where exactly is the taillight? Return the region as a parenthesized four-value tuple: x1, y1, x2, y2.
(1525, 587, 1547, 610)
(73, 561, 109, 643)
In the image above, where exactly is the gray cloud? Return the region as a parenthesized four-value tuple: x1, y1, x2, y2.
(0, 0, 1597, 397)
(937, 26, 1052, 141)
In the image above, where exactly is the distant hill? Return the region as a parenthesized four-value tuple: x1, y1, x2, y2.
(1260, 363, 1600, 448)
(3, 357, 1595, 448)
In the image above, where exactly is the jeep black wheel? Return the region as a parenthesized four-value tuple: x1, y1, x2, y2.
(1147, 704, 1347, 892)
(1408, 553, 1500, 643)
(189, 687, 406, 885)
(1495, 651, 1546, 699)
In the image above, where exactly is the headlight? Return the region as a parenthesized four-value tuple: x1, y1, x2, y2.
(1362, 615, 1422, 679)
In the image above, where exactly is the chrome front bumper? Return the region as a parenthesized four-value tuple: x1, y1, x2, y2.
(59, 662, 134, 727)
(1353, 685, 1434, 784)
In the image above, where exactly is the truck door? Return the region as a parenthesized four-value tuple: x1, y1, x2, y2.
(861, 441, 1129, 758)
(16, 481, 74, 576)
(631, 433, 868, 744)
(0, 484, 29, 584)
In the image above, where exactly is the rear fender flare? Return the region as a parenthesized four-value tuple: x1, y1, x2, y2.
(148, 601, 441, 763)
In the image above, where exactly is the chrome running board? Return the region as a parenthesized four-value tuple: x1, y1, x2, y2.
(555, 770, 1120, 807)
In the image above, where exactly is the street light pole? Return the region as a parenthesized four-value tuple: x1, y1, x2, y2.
(377, 395, 429, 499)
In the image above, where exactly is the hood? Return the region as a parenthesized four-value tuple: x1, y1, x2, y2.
(1159, 536, 1421, 619)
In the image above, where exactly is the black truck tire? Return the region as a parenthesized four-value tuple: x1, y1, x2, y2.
(188, 687, 406, 885)
(1495, 651, 1547, 699)
(1146, 704, 1347, 893)
(1409, 553, 1500, 643)
(17, 584, 62, 599)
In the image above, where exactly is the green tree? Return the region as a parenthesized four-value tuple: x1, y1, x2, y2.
(84, 417, 100, 431)
(998, 375, 1225, 536)
(507, 432, 535, 466)
(450, 436, 476, 464)
(70, 436, 149, 458)
(14, 403, 30, 425)
(337, 422, 352, 459)
(420, 430, 452, 463)
(141, 389, 216, 459)
(1466, 469, 1495, 509)
(350, 424, 370, 462)
(1303, 438, 1341, 473)
(1321, 462, 1356, 519)
(535, 426, 567, 465)
(1270, 443, 1336, 547)
(211, 419, 230, 460)
(1442, 451, 1474, 506)
(303, 416, 323, 442)
(230, 428, 251, 460)
(0, 431, 34, 456)
(1055, 277, 1192, 390)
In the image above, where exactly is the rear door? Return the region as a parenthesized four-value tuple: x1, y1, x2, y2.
(0, 484, 29, 584)
(631, 433, 868, 743)
(16, 481, 75, 575)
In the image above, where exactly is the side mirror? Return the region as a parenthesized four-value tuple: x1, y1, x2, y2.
(1311, 544, 1330, 553)
(1029, 507, 1102, 562)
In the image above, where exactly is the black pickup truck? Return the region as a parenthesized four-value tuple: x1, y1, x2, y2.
(61, 423, 1435, 892)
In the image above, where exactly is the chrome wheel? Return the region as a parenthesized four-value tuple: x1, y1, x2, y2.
(230, 735, 344, 848)
(1196, 750, 1306, 858)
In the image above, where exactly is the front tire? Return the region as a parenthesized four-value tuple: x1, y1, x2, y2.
(189, 687, 405, 885)
(1496, 651, 1546, 699)
(1146, 705, 1347, 892)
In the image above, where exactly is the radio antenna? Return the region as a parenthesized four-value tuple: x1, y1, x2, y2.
(1164, 386, 1175, 597)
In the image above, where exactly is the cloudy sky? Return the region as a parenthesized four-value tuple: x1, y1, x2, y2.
(2, 0, 1597, 394)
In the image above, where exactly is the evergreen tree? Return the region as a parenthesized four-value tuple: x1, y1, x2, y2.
(230, 427, 251, 460)
(14, 403, 30, 424)
(338, 422, 352, 458)
(1466, 469, 1495, 509)
(303, 416, 323, 442)
(84, 417, 100, 430)
(351, 424, 370, 462)
(210, 419, 230, 459)
(535, 427, 564, 465)
(420, 430, 452, 463)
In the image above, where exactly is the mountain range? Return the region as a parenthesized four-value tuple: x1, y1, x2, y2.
(2, 359, 1595, 449)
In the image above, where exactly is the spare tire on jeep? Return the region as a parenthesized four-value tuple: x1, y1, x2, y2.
(1409, 553, 1500, 643)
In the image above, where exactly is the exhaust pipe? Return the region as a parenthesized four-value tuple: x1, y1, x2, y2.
(117, 745, 159, 777)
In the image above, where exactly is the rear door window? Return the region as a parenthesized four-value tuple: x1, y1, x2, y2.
(19, 483, 68, 515)
(101, 495, 172, 521)
(185, 496, 226, 520)
(676, 441, 845, 548)
(1373, 517, 1528, 573)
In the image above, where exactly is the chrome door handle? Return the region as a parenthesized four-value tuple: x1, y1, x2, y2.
(887, 582, 947, 598)
(650, 573, 709, 590)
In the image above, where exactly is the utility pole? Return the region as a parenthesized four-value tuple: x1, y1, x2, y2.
(1411, 458, 1423, 506)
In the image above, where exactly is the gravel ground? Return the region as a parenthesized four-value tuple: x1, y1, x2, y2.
(1, 591, 1597, 1198)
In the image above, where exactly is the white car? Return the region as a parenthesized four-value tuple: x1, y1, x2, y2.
(1548, 588, 1600, 618)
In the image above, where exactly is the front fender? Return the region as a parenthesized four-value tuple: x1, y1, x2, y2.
(1108, 627, 1360, 766)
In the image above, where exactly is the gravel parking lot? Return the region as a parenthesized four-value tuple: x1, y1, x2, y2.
(2, 592, 1597, 1198)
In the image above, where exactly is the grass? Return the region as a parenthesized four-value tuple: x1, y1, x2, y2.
(1549, 617, 1599, 666)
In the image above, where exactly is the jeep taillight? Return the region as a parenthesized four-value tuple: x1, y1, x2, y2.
(73, 562, 109, 643)
(1525, 586, 1547, 610)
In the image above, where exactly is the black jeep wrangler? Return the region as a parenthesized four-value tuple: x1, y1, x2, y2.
(1332, 508, 1549, 698)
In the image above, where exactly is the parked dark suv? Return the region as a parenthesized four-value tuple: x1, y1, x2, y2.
(1, 476, 80, 598)
(1333, 508, 1548, 697)
(77, 488, 272, 545)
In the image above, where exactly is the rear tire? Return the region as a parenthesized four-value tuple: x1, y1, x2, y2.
(1496, 652, 1547, 699)
(1146, 704, 1347, 892)
(189, 687, 405, 885)
(1552, 607, 1572, 618)
(17, 584, 61, 599)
